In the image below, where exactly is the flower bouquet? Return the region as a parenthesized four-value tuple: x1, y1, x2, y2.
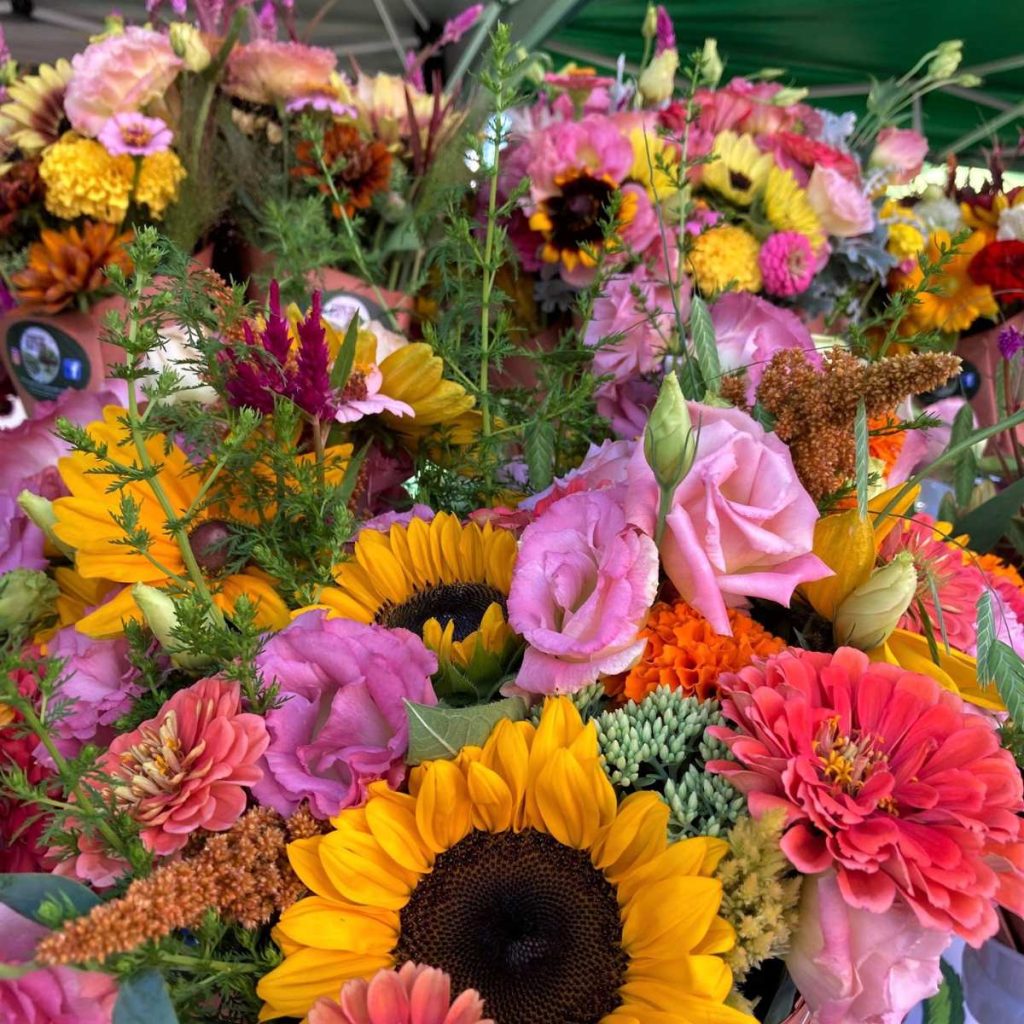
(0, 12, 1023, 1024)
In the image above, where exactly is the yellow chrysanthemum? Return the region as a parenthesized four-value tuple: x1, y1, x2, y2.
(0, 59, 72, 153)
(257, 698, 751, 1024)
(687, 224, 762, 295)
(50, 406, 289, 638)
(762, 166, 825, 250)
(39, 134, 185, 223)
(891, 229, 998, 334)
(315, 512, 517, 675)
(880, 199, 926, 264)
(701, 131, 774, 207)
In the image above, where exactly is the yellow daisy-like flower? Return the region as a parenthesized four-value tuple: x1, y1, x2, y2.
(762, 166, 825, 250)
(629, 126, 680, 204)
(701, 131, 774, 207)
(257, 697, 750, 1024)
(687, 224, 762, 295)
(134, 149, 187, 219)
(0, 59, 73, 154)
(51, 406, 289, 638)
(316, 512, 517, 675)
(881, 199, 926, 263)
(891, 229, 998, 334)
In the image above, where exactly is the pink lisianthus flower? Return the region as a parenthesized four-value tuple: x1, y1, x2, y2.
(626, 402, 829, 633)
(53, 831, 128, 889)
(0, 904, 117, 1024)
(98, 677, 269, 856)
(224, 39, 337, 105)
(758, 231, 816, 297)
(65, 27, 183, 137)
(763, 131, 861, 187)
(310, 963, 493, 1024)
(507, 490, 658, 694)
(710, 292, 820, 405)
(807, 165, 875, 238)
(709, 646, 1024, 945)
(98, 112, 173, 156)
(597, 376, 659, 439)
(521, 438, 634, 515)
(334, 365, 413, 424)
(787, 871, 950, 1024)
(252, 611, 437, 819)
(870, 128, 928, 185)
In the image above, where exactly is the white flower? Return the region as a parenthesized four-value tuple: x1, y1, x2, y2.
(997, 205, 1024, 242)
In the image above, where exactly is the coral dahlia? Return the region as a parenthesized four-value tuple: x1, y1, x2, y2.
(709, 646, 1024, 945)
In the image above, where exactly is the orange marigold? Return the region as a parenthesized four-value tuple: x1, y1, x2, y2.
(293, 121, 392, 218)
(868, 414, 907, 477)
(615, 599, 785, 703)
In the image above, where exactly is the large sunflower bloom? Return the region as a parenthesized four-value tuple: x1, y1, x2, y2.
(51, 406, 289, 638)
(257, 698, 750, 1024)
(316, 512, 517, 676)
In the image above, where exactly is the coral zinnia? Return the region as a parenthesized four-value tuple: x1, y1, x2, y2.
(709, 646, 1024, 945)
(317, 511, 517, 679)
(11, 222, 133, 314)
(616, 600, 785, 704)
(98, 677, 268, 856)
(309, 963, 493, 1024)
(293, 121, 393, 219)
(257, 697, 748, 1024)
(51, 406, 290, 637)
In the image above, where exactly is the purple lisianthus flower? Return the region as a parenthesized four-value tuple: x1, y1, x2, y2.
(998, 323, 1024, 361)
(252, 610, 438, 818)
(98, 112, 173, 156)
(285, 93, 356, 117)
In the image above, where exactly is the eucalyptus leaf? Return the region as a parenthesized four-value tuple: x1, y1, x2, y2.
(405, 698, 527, 764)
(688, 296, 720, 396)
(952, 475, 1024, 553)
(114, 970, 179, 1024)
(0, 873, 100, 924)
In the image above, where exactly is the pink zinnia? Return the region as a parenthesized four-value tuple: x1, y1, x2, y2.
(309, 963, 493, 1024)
(709, 646, 1024, 946)
(98, 112, 173, 157)
(758, 231, 815, 297)
(334, 365, 413, 424)
(98, 677, 269, 856)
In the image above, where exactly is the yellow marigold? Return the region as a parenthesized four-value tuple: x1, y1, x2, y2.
(763, 166, 825, 250)
(687, 224, 762, 295)
(40, 134, 132, 223)
(134, 149, 186, 219)
(882, 199, 926, 263)
(612, 599, 785, 703)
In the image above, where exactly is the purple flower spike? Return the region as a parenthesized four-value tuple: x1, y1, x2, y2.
(998, 323, 1024, 361)
(655, 5, 676, 53)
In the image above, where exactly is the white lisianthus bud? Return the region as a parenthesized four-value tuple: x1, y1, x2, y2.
(927, 40, 963, 80)
(169, 22, 212, 73)
(0, 570, 58, 636)
(833, 553, 918, 651)
(17, 491, 74, 558)
(132, 583, 214, 670)
(644, 372, 696, 494)
(699, 38, 724, 88)
(641, 4, 659, 41)
(639, 48, 679, 106)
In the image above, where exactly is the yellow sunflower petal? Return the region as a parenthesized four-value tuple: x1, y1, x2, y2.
(414, 758, 473, 853)
(364, 782, 434, 873)
(621, 876, 725, 957)
(274, 896, 398, 953)
(480, 716, 531, 828)
(466, 760, 514, 832)
(593, 791, 669, 880)
(286, 836, 348, 904)
(318, 826, 419, 910)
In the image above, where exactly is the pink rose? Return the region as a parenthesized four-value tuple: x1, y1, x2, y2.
(806, 165, 875, 238)
(870, 128, 928, 185)
(0, 904, 118, 1024)
(711, 292, 820, 404)
(508, 490, 658, 694)
(626, 403, 830, 635)
(787, 872, 949, 1024)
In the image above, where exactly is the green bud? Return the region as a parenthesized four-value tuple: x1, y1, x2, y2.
(699, 38, 724, 88)
(17, 491, 74, 559)
(927, 40, 963, 80)
(132, 583, 214, 670)
(772, 85, 809, 106)
(833, 553, 918, 651)
(169, 22, 212, 72)
(0, 569, 59, 636)
(89, 14, 124, 43)
(644, 372, 697, 494)
(957, 73, 983, 88)
(641, 4, 659, 40)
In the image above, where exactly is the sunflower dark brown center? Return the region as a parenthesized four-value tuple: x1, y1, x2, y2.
(187, 520, 233, 576)
(729, 169, 752, 192)
(395, 829, 627, 1024)
(377, 582, 506, 641)
(546, 176, 616, 250)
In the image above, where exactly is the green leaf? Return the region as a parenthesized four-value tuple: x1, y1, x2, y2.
(952, 475, 1024, 553)
(922, 960, 964, 1024)
(114, 970, 179, 1024)
(854, 400, 869, 521)
(405, 697, 527, 764)
(688, 296, 721, 396)
(0, 873, 100, 924)
(525, 419, 555, 491)
(991, 641, 1024, 728)
(947, 402, 977, 509)
(382, 221, 422, 255)
(333, 439, 371, 509)
(976, 590, 996, 685)
(329, 313, 361, 390)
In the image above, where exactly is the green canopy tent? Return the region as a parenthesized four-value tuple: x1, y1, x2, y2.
(511, 0, 1024, 161)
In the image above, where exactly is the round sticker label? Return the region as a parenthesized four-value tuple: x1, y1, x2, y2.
(321, 291, 383, 332)
(5, 320, 91, 400)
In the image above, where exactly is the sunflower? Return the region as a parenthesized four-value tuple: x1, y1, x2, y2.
(0, 60, 72, 154)
(891, 229, 998, 334)
(257, 697, 749, 1024)
(51, 406, 289, 638)
(701, 131, 773, 207)
(762, 166, 824, 251)
(316, 512, 518, 683)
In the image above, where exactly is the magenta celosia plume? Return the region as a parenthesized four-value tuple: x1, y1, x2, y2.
(252, 610, 437, 818)
(98, 676, 269, 856)
(709, 646, 1024, 945)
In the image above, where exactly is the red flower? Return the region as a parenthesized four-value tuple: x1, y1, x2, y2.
(773, 131, 861, 182)
(709, 646, 1024, 946)
(969, 240, 1024, 301)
